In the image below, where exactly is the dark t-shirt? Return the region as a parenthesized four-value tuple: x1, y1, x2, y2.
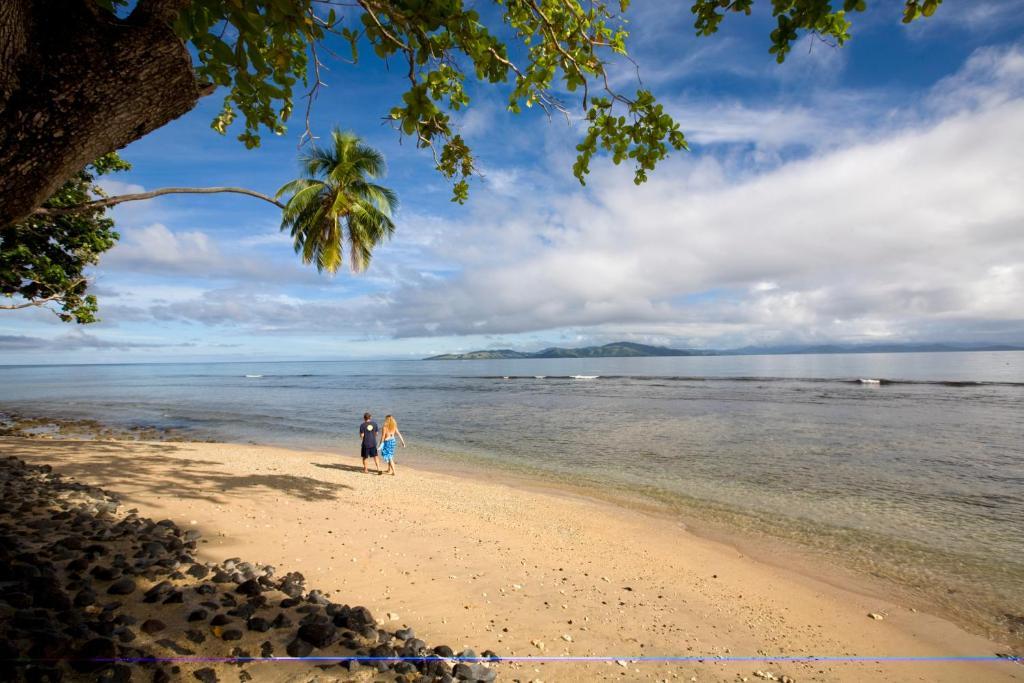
(359, 421, 379, 447)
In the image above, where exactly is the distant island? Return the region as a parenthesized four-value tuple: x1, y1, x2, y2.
(424, 341, 1023, 360)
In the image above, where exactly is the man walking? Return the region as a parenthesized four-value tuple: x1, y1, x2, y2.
(359, 412, 382, 474)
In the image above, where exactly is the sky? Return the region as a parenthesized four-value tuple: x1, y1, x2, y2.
(3, 1, 1024, 363)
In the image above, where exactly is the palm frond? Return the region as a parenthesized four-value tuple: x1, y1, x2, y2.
(279, 131, 398, 275)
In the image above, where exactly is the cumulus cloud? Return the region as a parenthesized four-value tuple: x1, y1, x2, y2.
(372, 46, 1024, 345)
(101, 222, 324, 284)
(72, 44, 1024, 350)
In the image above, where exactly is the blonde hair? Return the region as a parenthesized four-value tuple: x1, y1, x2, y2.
(383, 415, 397, 433)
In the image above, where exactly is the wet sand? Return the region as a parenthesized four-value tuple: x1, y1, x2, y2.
(2, 436, 1019, 682)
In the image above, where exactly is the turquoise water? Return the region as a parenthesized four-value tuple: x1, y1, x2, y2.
(2, 351, 1022, 645)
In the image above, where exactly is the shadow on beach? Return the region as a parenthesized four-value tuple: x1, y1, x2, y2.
(311, 461, 380, 475)
(0, 438, 348, 505)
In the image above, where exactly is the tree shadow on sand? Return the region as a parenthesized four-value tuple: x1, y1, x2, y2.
(0, 438, 348, 505)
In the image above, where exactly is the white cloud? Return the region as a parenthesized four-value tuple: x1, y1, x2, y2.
(67, 44, 1024, 351)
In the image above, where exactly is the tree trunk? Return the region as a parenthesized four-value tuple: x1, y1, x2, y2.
(0, 0, 210, 227)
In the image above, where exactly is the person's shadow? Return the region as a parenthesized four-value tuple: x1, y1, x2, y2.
(312, 462, 374, 474)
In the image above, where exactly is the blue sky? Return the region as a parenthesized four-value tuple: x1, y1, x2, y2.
(3, 1, 1024, 363)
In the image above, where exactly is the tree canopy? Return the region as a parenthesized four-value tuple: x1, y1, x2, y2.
(0, 154, 129, 323)
(0, 0, 943, 227)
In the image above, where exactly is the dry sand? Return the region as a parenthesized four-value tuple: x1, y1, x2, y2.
(2, 436, 1019, 683)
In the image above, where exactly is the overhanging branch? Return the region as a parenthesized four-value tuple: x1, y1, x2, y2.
(33, 186, 285, 216)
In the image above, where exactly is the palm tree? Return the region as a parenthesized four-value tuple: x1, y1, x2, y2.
(276, 130, 398, 274)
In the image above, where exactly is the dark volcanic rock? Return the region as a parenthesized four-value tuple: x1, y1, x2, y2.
(185, 629, 206, 644)
(246, 617, 271, 632)
(286, 637, 313, 657)
(221, 629, 244, 641)
(298, 621, 337, 648)
(106, 578, 136, 595)
(70, 637, 116, 673)
(155, 639, 195, 656)
(74, 587, 97, 607)
(235, 578, 261, 596)
(140, 619, 166, 634)
(193, 668, 218, 683)
(91, 565, 122, 581)
(186, 564, 210, 580)
(187, 609, 208, 622)
(210, 614, 232, 626)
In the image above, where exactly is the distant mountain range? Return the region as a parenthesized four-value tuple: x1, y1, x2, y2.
(424, 341, 1024, 360)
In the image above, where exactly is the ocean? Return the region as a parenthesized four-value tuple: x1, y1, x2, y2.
(2, 351, 1022, 647)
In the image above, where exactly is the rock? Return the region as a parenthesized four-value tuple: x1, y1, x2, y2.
(70, 637, 116, 673)
(396, 628, 416, 641)
(430, 644, 454, 658)
(98, 664, 133, 682)
(155, 639, 195, 656)
(298, 622, 337, 648)
(161, 590, 184, 604)
(140, 619, 166, 634)
(530, 639, 545, 651)
(286, 638, 313, 657)
(348, 606, 375, 628)
(143, 581, 173, 603)
(260, 641, 273, 658)
(91, 566, 122, 581)
(210, 614, 232, 626)
(221, 629, 244, 641)
(247, 617, 272, 632)
(106, 578, 136, 595)
(74, 588, 97, 607)
(185, 630, 206, 644)
(187, 609, 208, 622)
(385, 611, 400, 621)
(561, 634, 573, 642)
(152, 669, 171, 683)
(186, 564, 210, 580)
(271, 613, 292, 629)
(193, 668, 218, 682)
(235, 579, 261, 596)
(868, 612, 884, 620)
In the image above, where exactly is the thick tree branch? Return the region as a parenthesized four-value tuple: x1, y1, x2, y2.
(33, 187, 285, 216)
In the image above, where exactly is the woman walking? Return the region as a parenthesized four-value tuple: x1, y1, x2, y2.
(379, 415, 406, 476)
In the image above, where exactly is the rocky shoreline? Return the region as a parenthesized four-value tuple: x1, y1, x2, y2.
(0, 455, 499, 682)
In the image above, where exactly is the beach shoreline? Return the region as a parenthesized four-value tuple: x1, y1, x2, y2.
(1, 434, 1019, 682)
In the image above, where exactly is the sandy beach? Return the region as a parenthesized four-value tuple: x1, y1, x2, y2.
(2, 435, 1019, 682)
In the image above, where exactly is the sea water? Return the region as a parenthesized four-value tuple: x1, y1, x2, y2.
(2, 351, 1022, 646)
